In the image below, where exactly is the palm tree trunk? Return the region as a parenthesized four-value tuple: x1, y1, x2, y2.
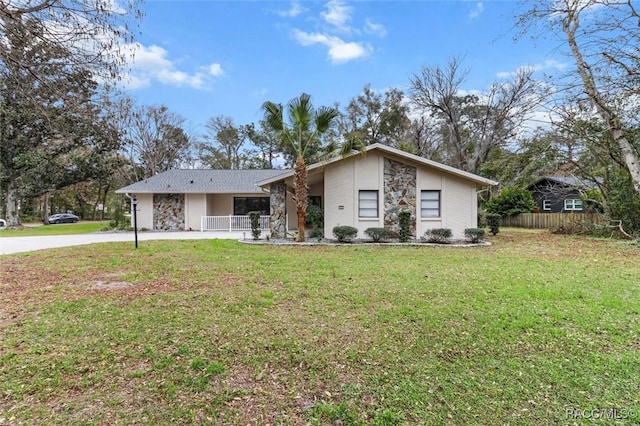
(293, 154, 308, 242)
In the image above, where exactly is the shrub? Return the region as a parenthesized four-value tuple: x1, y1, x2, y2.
(551, 220, 630, 239)
(307, 205, 323, 229)
(332, 225, 358, 242)
(309, 228, 324, 240)
(364, 227, 392, 242)
(248, 211, 261, 240)
(486, 213, 501, 235)
(477, 210, 487, 228)
(604, 171, 640, 235)
(307, 204, 324, 240)
(424, 228, 452, 244)
(398, 210, 412, 242)
(464, 228, 485, 243)
(110, 196, 127, 229)
(485, 187, 535, 217)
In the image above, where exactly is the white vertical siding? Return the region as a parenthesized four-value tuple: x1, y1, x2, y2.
(185, 193, 206, 231)
(322, 152, 479, 239)
(416, 168, 444, 237)
(441, 175, 477, 239)
(133, 193, 154, 230)
(286, 192, 296, 230)
(324, 157, 356, 236)
(353, 152, 383, 234)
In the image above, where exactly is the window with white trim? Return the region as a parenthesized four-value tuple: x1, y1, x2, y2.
(420, 190, 441, 218)
(564, 199, 583, 211)
(542, 200, 551, 211)
(358, 190, 378, 218)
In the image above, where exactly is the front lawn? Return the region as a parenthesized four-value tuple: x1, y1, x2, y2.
(0, 230, 638, 425)
(0, 221, 110, 237)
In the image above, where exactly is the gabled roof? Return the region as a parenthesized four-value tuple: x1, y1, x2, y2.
(528, 175, 598, 190)
(115, 169, 291, 194)
(257, 143, 498, 187)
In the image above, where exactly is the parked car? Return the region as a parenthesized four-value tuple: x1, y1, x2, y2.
(48, 213, 79, 224)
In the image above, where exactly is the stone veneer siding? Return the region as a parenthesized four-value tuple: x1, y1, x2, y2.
(153, 194, 185, 231)
(384, 158, 416, 236)
(269, 181, 287, 238)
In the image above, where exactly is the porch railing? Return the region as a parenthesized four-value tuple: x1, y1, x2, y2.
(201, 215, 270, 232)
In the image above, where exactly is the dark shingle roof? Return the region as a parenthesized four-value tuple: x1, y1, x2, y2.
(529, 175, 599, 189)
(115, 169, 291, 194)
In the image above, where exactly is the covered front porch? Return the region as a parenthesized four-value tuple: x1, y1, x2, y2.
(132, 192, 296, 232)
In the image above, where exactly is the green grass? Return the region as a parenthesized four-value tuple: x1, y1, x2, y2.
(1, 230, 639, 425)
(0, 221, 110, 237)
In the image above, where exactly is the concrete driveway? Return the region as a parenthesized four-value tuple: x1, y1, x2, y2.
(0, 231, 247, 255)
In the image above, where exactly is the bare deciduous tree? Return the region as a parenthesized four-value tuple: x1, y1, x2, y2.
(409, 57, 546, 174)
(121, 104, 192, 181)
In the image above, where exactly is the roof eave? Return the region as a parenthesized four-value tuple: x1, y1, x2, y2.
(257, 144, 498, 187)
(115, 184, 270, 193)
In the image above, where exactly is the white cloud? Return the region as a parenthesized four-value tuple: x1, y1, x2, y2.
(468, 2, 484, 19)
(321, 0, 353, 33)
(496, 59, 568, 79)
(292, 30, 370, 64)
(286, 1, 383, 65)
(208, 63, 224, 77)
(120, 73, 150, 90)
(122, 43, 224, 90)
(156, 68, 203, 87)
(364, 18, 386, 37)
(278, 1, 306, 18)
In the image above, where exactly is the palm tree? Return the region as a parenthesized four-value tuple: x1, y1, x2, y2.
(262, 93, 339, 242)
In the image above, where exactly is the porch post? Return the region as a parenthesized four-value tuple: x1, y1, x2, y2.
(269, 181, 286, 238)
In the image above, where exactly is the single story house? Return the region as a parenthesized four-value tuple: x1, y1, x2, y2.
(527, 176, 592, 213)
(116, 143, 497, 239)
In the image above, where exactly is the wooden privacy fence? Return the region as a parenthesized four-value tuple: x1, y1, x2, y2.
(500, 213, 606, 229)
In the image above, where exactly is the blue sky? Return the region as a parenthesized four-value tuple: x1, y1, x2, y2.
(122, 0, 566, 135)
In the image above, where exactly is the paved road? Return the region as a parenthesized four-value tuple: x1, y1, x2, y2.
(0, 231, 247, 255)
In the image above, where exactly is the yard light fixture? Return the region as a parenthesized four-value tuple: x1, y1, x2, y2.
(125, 193, 139, 249)
(132, 196, 138, 249)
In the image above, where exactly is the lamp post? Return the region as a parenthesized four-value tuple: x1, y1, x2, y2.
(132, 196, 138, 249)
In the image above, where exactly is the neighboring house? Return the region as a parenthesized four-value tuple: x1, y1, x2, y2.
(528, 176, 592, 213)
(116, 144, 497, 238)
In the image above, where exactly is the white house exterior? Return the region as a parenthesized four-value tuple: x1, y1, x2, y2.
(116, 144, 497, 238)
(258, 144, 497, 239)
